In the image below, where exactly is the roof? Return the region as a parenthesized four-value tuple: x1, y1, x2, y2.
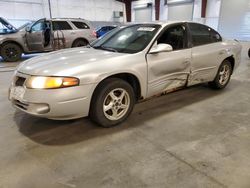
(50, 18, 89, 22)
(125, 20, 189, 26)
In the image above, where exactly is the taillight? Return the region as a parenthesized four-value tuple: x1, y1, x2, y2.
(92, 30, 97, 38)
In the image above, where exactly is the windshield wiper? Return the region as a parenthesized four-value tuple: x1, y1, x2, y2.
(93, 46, 117, 52)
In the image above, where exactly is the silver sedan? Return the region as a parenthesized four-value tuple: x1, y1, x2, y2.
(9, 21, 242, 127)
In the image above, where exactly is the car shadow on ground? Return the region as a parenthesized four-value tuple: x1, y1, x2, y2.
(13, 81, 239, 146)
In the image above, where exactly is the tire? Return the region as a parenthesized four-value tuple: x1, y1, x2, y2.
(209, 60, 232, 89)
(90, 78, 135, 128)
(248, 48, 250, 58)
(72, 39, 88, 47)
(0, 43, 22, 62)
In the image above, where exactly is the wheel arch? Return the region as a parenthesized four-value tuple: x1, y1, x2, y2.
(92, 73, 143, 102)
(71, 37, 89, 47)
(224, 56, 235, 74)
(0, 40, 24, 53)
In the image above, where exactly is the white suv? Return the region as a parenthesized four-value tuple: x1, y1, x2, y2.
(0, 17, 97, 62)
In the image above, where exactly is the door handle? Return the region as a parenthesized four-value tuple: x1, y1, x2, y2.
(71, 32, 76, 34)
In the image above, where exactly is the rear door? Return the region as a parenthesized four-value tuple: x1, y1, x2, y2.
(187, 23, 224, 86)
(146, 23, 192, 97)
(52, 20, 73, 48)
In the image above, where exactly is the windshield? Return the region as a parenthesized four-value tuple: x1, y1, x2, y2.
(92, 24, 161, 53)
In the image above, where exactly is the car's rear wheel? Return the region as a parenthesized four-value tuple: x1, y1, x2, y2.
(72, 39, 88, 47)
(90, 78, 135, 127)
(209, 60, 232, 89)
(248, 48, 250, 58)
(0, 43, 22, 62)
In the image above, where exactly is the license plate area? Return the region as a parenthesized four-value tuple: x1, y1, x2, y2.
(10, 86, 25, 101)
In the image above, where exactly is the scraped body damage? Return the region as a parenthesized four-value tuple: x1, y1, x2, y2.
(146, 49, 191, 97)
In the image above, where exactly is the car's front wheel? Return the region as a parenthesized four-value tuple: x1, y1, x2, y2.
(90, 78, 135, 127)
(209, 60, 232, 89)
(0, 43, 22, 62)
(248, 48, 250, 58)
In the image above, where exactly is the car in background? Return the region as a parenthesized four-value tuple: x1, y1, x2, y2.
(9, 21, 242, 127)
(0, 17, 97, 62)
(96, 25, 116, 38)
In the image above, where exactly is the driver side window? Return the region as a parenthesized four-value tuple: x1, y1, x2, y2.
(157, 24, 187, 51)
(31, 21, 44, 32)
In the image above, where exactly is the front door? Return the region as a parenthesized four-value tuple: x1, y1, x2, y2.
(26, 19, 45, 52)
(146, 24, 191, 97)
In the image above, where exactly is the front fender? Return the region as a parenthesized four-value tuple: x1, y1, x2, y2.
(93, 70, 147, 99)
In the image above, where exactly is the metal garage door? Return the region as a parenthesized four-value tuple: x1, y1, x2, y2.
(168, 3, 194, 21)
(134, 7, 152, 22)
(218, 0, 250, 40)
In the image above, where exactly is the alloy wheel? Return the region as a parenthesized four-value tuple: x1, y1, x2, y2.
(218, 64, 230, 86)
(103, 88, 130, 121)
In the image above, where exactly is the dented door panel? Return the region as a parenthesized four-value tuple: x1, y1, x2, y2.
(146, 49, 192, 97)
(188, 42, 225, 86)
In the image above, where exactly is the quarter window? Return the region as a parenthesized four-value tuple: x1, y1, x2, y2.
(210, 29, 222, 43)
(189, 23, 222, 46)
(72, 21, 89, 29)
(157, 24, 187, 50)
(52, 21, 72, 30)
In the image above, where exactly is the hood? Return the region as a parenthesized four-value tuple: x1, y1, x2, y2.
(0, 17, 17, 34)
(17, 47, 129, 77)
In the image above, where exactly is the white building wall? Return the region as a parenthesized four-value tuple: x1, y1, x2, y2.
(192, 0, 205, 23)
(131, 0, 155, 22)
(159, 0, 168, 21)
(0, 0, 125, 27)
(0, 0, 44, 27)
(205, 0, 221, 30)
(46, 0, 124, 22)
(218, 0, 250, 40)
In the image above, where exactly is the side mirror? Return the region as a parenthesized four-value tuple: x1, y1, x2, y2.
(149, 43, 173, 54)
(25, 26, 31, 33)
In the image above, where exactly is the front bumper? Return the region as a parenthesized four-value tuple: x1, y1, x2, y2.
(9, 73, 96, 120)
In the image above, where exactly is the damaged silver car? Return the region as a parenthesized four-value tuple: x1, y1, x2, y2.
(0, 17, 96, 62)
(9, 22, 242, 127)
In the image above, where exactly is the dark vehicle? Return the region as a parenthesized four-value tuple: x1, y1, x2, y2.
(96, 26, 116, 38)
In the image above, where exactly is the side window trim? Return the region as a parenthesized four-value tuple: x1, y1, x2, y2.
(30, 18, 46, 32)
(147, 23, 191, 55)
(52, 21, 72, 31)
(156, 23, 189, 51)
(71, 21, 90, 29)
(187, 22, 222, 47)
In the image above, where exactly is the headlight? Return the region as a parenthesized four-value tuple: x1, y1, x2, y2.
(26, 76, 79, 89)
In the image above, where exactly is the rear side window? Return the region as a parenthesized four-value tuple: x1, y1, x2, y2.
(210, 29, 222, 43)
(101, 27, 108, 32)
(72, 21, 90, 29)
(188, 23, 222, 46)
(52, 21, 72, 30)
